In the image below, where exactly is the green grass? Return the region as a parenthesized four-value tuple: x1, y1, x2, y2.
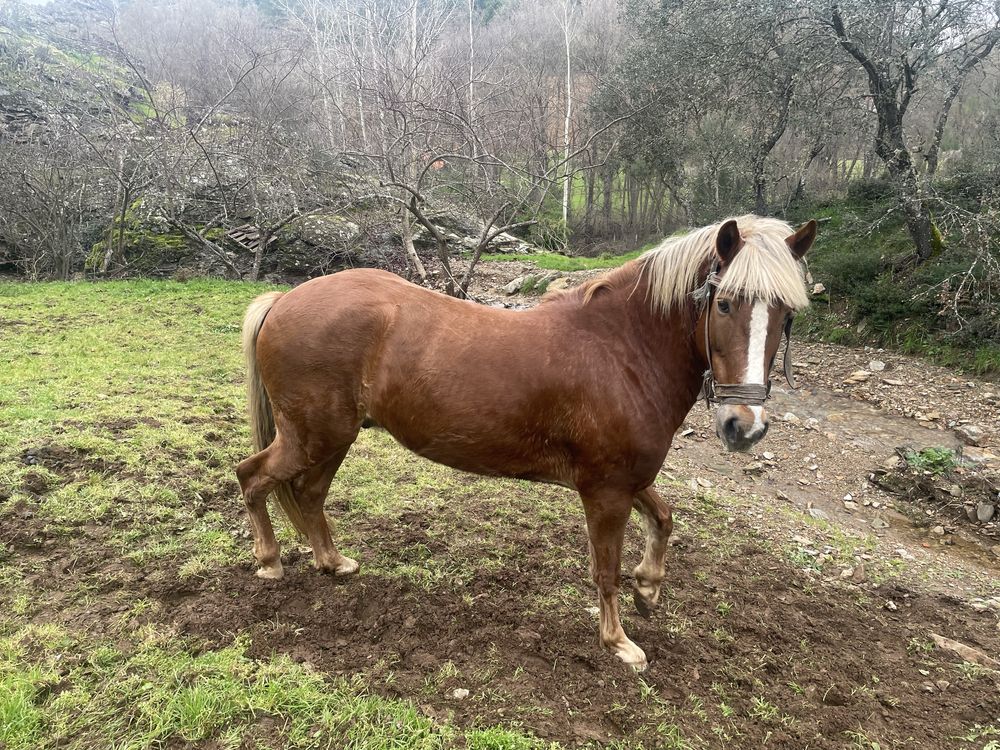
(792, 191, 1000, 375)
(903, 447, 958, 476)
(478, 248, 645, 272)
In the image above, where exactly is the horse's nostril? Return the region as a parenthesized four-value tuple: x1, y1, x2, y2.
(723, 416, 741, 442)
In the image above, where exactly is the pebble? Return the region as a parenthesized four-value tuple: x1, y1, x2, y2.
(871, 517, 890, 529)
(977, 502, 996, 523)
(696, 478, 713, 489)
(954, 423, 985, 446)
(882, 378, 905, 386)
(452, 688, 470, 700)
(868, 360, 886, 372)
(896, 548, 916, 561)
(782, 412, 801, 425)
(843, 501, 858, 511)
(844, 370, 871, 384)
(503, 277, 524, 295)
(931, 525, 945, 536)
(807, 507, 830, 521)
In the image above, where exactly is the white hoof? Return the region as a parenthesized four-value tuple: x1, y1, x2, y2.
(256, 562, 284, 580)
(334, 555, 359, 576)
(611, 638, 648, 671)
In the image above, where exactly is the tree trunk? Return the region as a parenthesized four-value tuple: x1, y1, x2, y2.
(400, 213, 427, 283)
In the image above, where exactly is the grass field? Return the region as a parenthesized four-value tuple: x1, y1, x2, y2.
(2, 280, 998, 749)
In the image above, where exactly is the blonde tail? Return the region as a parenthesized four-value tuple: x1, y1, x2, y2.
(242, 291, 309, 537)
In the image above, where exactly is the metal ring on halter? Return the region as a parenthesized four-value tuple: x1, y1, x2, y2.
(696, 263, 797, 409)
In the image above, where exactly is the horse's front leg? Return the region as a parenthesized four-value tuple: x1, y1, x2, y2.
(632, 485, 673, 616)
(581, 487, 647, 670)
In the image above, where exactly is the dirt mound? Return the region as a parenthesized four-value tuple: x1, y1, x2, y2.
(152, 528, 1000, 748)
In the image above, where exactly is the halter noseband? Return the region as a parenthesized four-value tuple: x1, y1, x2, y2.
(694, 264, 797, 409)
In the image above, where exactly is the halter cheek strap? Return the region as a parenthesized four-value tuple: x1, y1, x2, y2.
(696, 265, 797, 409)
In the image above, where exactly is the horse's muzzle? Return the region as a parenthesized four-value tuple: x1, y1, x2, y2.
(715, 404, 769, 452)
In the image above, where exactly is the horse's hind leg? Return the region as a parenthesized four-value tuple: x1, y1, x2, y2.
(581, 486, 647, 670)
(293, 447, 359, 576)
(631, 486, 673, 616)
(236, 434, 310, 580)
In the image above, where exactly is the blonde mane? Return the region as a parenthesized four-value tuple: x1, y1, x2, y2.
(640, 214, 810, 312)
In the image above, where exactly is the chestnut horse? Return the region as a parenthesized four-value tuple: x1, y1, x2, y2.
(235, 214, 816, 669)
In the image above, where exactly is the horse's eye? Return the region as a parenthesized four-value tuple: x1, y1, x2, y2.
(717, 299, 731, 314)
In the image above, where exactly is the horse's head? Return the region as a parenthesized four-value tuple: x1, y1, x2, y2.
(700, 218, 816, 452)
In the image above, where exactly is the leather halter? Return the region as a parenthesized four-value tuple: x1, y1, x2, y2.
(694, 264, 797, 409)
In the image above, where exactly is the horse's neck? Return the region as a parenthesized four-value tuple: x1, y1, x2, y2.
(579, 274, 707, 420)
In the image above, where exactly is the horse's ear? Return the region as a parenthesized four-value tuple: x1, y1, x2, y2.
(786, 219, 817, 259)
(715, 219, 743, 265)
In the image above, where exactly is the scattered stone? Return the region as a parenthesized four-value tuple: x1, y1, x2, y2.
(961, 447, 999, 467)
(762, 451, 775, 461)
(776, 490, 790, 501)
(844, 370, 871, 384)
(812, 282, 826, 295)
(965, 505, 979, 523)
(807, 507, 830, 521)
(547, 277, 572, 292)
(843, 501, 858, 511)
(680, 428, 695, 437)
(930, 633, 999, 667)
(885, 600, 898, 612)
(696, 478, 713, 489)
(743, 462, 765, 475)
(896, 548, 916, 561)
(935, 680, 951, 692)
(882, 378, 905, 387)
(931, 525, 945, 536)
(504, 277, 525, 295)
(452, 688, 470, 700)
(781, 412, 801, 425)
(851, 564, 866, 583)
(992, 545, 1000, 559)
(868, 360, 886, 372)
(976, 502, 995, 523)
(955, 423, 986, 446)
(871, 517, 890, 529)
(586, 606, 600, 617)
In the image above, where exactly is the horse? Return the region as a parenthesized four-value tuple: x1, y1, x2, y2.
(235, 214, 816, 670)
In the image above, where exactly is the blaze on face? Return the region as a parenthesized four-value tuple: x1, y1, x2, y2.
(707, 220, 816, 452)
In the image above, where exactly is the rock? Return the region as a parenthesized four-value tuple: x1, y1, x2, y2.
(965, 505, 978, 523)
(696, 478, 713, 489)
(882, 378, 905, 386)
(586, 606, 599, 616)
(762, 451, 775, 460)
(452, 688, 470, 700)
(851, 563, 866, 583)
(547, 277, 572, 292)
(871, 517, 890, 529)
(807, 507, 829, 521)
(935, 680, 951, 692)
(931, 525, 945, 536)
(868, 360, 886, 372)
(961, 447, 999, 467)
(843, 501, 858, 511)
(930, 633, 999, 667)
(504, 277, 525, 295)
(781, 412, 801, 425)
(896, 548, 916, 561)
(743, 462, 765, 475)
(844, 370, 871, 384)
(955, 424, 986, 446)
(776, 490, 790, 501)
(976, 502, 995, 523)
(992, 545, 1000, 559)
(885, 600, 898, 611)
(812, 282, 826, 294)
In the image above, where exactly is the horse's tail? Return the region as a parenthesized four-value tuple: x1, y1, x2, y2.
(242, 291, 309, 537)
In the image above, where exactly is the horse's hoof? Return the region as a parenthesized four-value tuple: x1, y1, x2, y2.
(334, 556, 359, 576)
(633, 589, 654, 618)
(613, 640, 648, 672)
(317, 555, 360, 576)
(256, 562, 284, 580)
